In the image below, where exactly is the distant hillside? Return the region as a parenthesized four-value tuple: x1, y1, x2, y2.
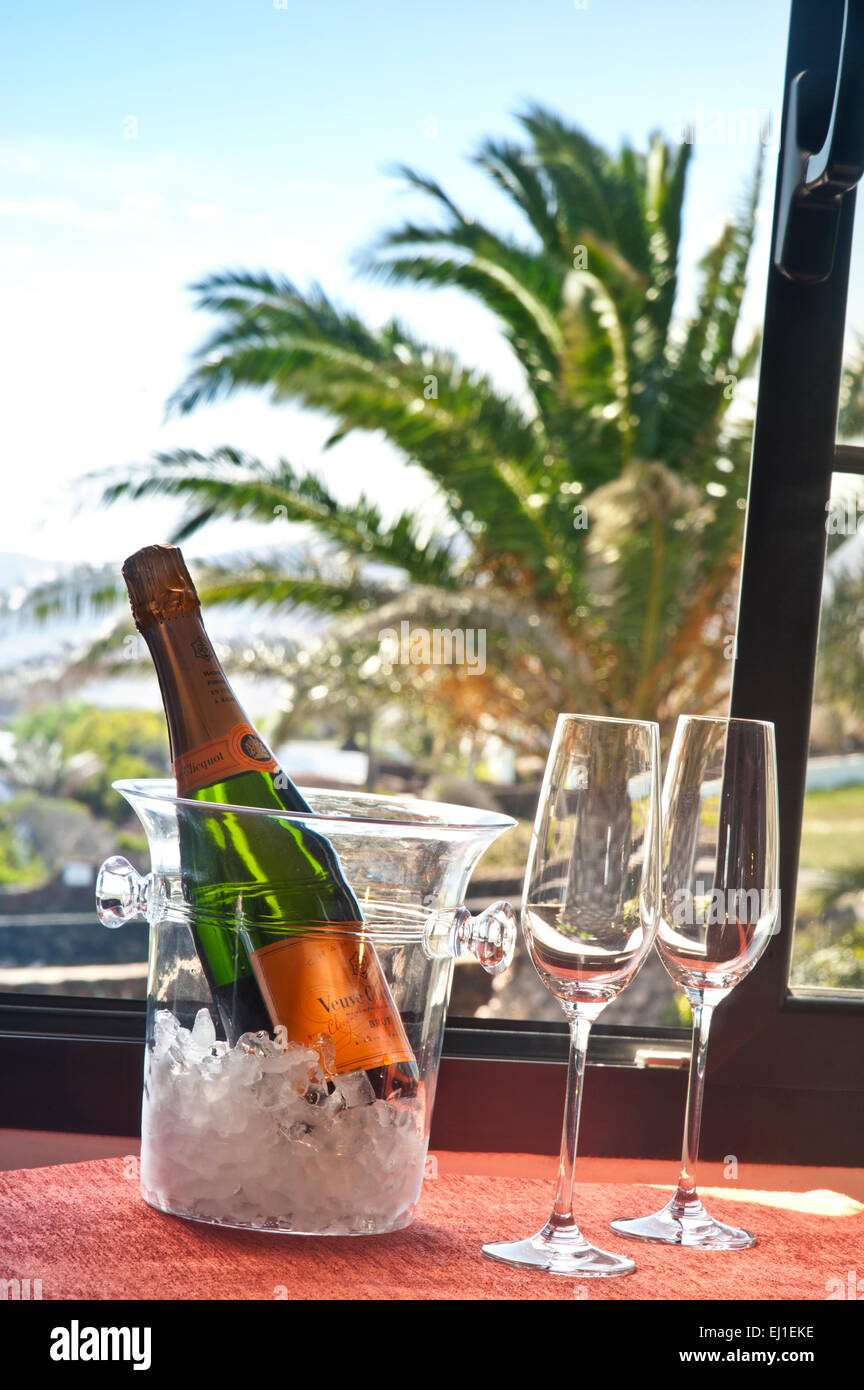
(0, 552, 68, 592)
(0, 550, 317, 701)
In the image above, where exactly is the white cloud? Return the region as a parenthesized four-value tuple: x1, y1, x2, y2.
(122, 192, 165, 214)
(183, 202, 224, 224)
(0, 196, 115, 230)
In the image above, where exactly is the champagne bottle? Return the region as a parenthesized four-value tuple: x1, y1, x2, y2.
(122, 544, 417, 1095)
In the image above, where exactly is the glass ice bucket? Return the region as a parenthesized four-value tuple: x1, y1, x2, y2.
(95, 779, 517, 1235)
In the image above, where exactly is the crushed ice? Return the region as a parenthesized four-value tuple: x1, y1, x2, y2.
(140, 1009, 427, 1234)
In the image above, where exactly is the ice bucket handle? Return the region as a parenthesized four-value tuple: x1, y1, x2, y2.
(422, 900, 517, 976)
(95, 856, 156, 928)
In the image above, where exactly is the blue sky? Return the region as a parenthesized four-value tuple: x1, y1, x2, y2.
(0, 0, 812, 572)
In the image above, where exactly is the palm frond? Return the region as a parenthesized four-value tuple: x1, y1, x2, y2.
(96, 449, 465, 590)
(8, 565, 126, 624)
(167, 279, 578, 589)
(195, 554, 396, 616)
(473, 138, 566, 258)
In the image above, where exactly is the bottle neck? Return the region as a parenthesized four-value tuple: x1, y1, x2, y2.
(140, 610, 280, 795)
(141, 610, 239, 756)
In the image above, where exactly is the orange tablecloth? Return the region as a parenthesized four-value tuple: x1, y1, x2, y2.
(0, 1153, 860, 1300)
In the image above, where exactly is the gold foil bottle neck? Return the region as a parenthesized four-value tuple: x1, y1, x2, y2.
(122, 543, 201, 629)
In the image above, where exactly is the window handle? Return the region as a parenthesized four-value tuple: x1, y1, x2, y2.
(774, 0, 864, 283)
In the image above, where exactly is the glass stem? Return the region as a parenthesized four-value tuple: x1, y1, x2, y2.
(673, 997, 714, 1213)
(550, 1012, 593, 1229)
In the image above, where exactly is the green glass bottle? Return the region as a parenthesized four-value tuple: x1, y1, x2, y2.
(123, 544, 417, 1093)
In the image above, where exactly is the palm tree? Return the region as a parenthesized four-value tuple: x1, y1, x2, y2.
(36, 108, 768, 751)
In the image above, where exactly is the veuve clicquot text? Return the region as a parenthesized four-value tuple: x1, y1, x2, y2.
(123, 544, 417, 1094)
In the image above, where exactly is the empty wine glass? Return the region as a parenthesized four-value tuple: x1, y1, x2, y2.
(610, 715, 779, 1250)
(482, 714, 661, 1277)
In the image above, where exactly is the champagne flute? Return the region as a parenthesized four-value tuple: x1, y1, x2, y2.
(482, 714, 661, 1277)
(610, 715, 779, 1250)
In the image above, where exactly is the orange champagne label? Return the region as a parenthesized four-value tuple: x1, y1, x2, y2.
(173, 722, 279, 795)
(249, 932, 414, 1073)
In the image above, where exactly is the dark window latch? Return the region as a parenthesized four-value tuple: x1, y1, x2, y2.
(775, 0, 864, 284)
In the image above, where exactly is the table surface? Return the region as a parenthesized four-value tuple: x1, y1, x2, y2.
(0, 1147, 860, 1301)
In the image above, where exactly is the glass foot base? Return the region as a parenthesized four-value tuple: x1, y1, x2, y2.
(482, 1223, 636, 1277)
(610, 1195, 756, 1250)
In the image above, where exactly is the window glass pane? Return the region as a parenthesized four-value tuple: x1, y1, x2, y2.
(835, 198, 864, 448)
(787, 170, 864, 999)
(790, 479, 864, 996)
(1, 1, 789, 1027)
